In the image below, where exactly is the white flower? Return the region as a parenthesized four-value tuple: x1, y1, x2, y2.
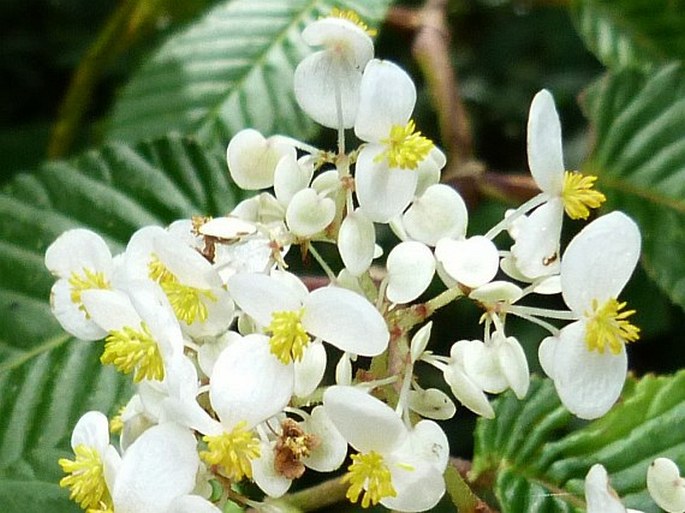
(251, 407, 347, 498)
(45, 228, 118, 340)
(199, 334, 294, 483)
(293, 12, 374, 129)
(324, 386, 449, 512)
(123, 226, 235, 338)
(353, 59, 443, 223)
(110, 422, 200, 513)
(539, 212, 641, 419)
(228, 271, 389, 361)
(510, 89, 605, 279)
(81, 282, 184, 383)
(584, 464, 643, 513)
(647, 458, 685, 513)
(58, 411, 120, 510)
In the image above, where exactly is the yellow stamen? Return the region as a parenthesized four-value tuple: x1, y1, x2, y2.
(59, 444, 111, 510)
(376, 120, 434, 170)
(561, 171, 606, 220)
(148, 255, 217, 324)
(329, 8, 377, 37)
(86, 503, 114, 513)
(68, 269, 110, 313)
(266, 309, 310, 364)
(585, 297, 640, 354)
(201, 421, 261, 481)
(343, 451, 397, 508)
(101, 322, 164, 382)
(109, 407, 125, 434)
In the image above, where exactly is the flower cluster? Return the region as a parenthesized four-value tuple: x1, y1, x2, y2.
(47, 8, 657, 513)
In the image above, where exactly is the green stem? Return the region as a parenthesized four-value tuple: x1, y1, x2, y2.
(261, 476, 349, 512)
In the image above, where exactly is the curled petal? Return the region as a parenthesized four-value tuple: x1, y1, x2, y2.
(285, 188, 336, 237)
(647, 458, 685, 513)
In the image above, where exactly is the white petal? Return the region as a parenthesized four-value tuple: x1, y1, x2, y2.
(153, 231, 221, 290)
(402, 184, 468, 245)
(386, 241, 435, 304)
(355, 145, 419, 223)
(45, 228, 112, 278)
(527, 89, 565, 194)
(382, 458, 445, 512)
(112, 423, 199, 513)
(80, 288, 141, 332)
(227, 129, 296, 190)
(198, 332, 235, 378)
(462, 340, 508, 394)
(303, 287, 389, 356)
(323, 386, 406, 453)
(538, 335, 559, 380)
(531, 275, 562, 295)
(198, 216, 256, 240)
(339, 210, 376, 276)
(551, 320, 627, 419)
(468, 281, 523, 305)
(228, 273, 303, 326)
(436, 236, 499, 288)
(584, 464, 629, 513)
(335, 353, 353, 385)
(293, 51, 362, 129)
(410, 321, 433, 363)
(293, 342, 327, 398)
(210, 335, 293, 430)
(443, 361, 494, 419)
(510, 199, 563, 279)
(414, 147, 445, 196)
(71, 411, 110, 453)
(408, 388, 456, 420)
(274, 154, 315, 206)
(169, 495, 222, 513)
(303, 406, 348, 472)
(355, 59, 416, 142)
(50, 280, 108, 340)
(496, 335, 530, 399)
(302, 17, 373, 69)
(285, 188, 336, 237)
(252, 441, 292, 498)
(407, 420, 449, 472)
(561, 212, 641, 313)
(647, 458, 685, 513)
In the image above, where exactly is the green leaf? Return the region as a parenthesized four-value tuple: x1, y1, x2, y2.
(472, 373, 685, 513)
(580, 63, 685, 310)
(0, 135, 245, 513)
(106, 0, 392, 147)
(571, 0, 685, 71)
